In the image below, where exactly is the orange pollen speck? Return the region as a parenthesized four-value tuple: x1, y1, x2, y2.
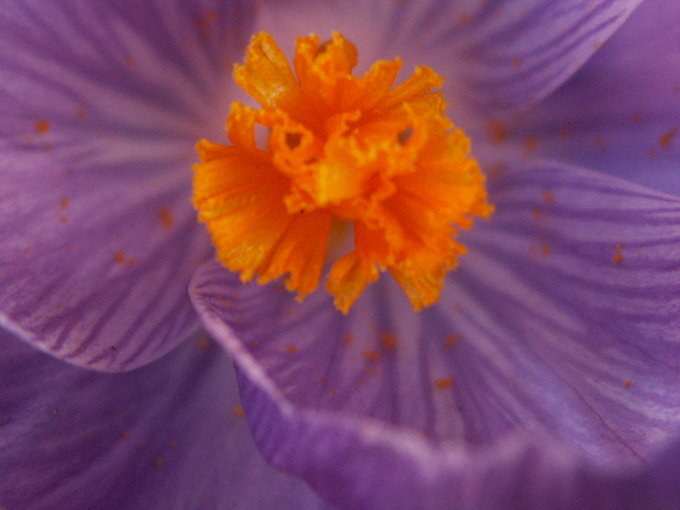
(660, 126, 677, 149)
(34, 120, 50, 133)
(435, 377, 454, 389)
(192, 31, 493, 313)
(613, 244, 624, 265)
(444, 333, 462, 347)
(362, 349, 381, 363)
(158, 206, 175, 228)
(486, 120, 508, 144)
(381, 333, 397, 350)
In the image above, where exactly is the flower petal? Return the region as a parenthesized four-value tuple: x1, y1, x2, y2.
(191, 160, 680, 509)
(253, 0, 643, 114)
(440, 0, 645, 112)
(0, 1, 257, 370)
(475, 0, 680, 195)
(454, 160, 680, 458)
(0, 328, 332, 510)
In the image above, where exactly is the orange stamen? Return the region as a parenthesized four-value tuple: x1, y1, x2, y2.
(193, 31, 493, 313)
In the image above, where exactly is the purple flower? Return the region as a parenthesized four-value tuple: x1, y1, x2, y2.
(1, 1, 680, 509)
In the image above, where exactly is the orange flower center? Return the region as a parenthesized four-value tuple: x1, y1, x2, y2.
(193, 31, 493, 313)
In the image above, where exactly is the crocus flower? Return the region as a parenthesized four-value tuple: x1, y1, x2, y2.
(1, 1, 679, 509)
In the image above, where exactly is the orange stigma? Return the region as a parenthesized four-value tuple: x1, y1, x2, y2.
(193, 31, 493, 313)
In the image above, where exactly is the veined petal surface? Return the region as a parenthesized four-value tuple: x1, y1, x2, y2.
(191, 161, 680, 510)
(0, 329, 332, 510)
(475, 0, 680, 195)
(0, 1, 256, 370)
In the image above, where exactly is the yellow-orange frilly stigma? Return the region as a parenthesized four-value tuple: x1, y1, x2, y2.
(193, 31, 493, 314)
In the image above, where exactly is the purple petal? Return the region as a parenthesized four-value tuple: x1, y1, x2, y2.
(253, 0, 643, 114)
(475, 0, 680, 195)
(0, 1, 257, 370)
(453, 161, 680, 458)
(190, 161, 680, 510)
(0, 328, 332, 510)
(443, 0, 645, 112)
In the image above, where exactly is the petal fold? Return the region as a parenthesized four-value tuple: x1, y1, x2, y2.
(191, 160, 680, 510)
(0, 329, 332, 510)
